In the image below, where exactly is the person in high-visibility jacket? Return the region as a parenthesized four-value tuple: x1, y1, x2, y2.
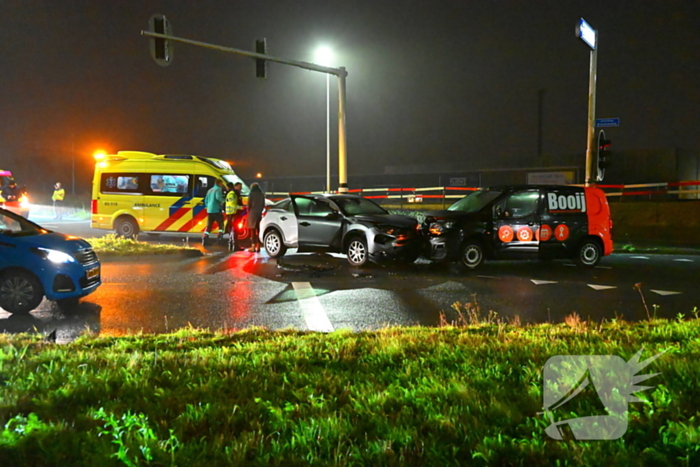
(225, 181, 244, 251)
(52, 182, 65, 220)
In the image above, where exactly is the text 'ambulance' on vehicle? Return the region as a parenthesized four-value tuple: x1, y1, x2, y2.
(90, 151, 250, 237)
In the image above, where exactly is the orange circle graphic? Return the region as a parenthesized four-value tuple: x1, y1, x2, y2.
(555, 224, 570, 241)
(517, 227, 532, 242)
(538, 224, 552, 241)
(498, 225, 514, 243)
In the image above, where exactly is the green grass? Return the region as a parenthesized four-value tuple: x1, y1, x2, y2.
(1, 318, 699, 466)
(86, 234, 200, 257)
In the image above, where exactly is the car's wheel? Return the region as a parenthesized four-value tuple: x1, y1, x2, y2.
(0, 270, 44, 314)
(459, 240, 484, 270)
(115, 217, 139, 238)
(264, 229, 287, 258)
(346, 236, 369, 267)
(574, 239, 601, 268)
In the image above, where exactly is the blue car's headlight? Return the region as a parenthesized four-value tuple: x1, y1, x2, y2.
(33, 247, 76, 263)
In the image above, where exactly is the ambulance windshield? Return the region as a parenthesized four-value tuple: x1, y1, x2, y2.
(448, 190, 502, 213)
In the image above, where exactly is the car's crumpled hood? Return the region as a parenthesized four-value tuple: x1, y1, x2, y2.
(423, 210, 480, 222)
(350, 214, 417, 228)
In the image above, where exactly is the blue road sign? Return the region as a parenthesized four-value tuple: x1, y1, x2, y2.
(595, 118, 620, 128)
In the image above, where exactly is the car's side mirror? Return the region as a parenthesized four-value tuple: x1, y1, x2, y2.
(326, 211, 340, 220)
(494, 206, 503, 218)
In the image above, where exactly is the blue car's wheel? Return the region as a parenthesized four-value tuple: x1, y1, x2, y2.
(0, 270, 44, 314)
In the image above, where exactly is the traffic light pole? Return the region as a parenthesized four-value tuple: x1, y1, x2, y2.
(141, 30, 350, 193)
(584, 33, 598, 186)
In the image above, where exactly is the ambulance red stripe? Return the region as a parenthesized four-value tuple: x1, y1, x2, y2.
(178, 209, 208, 232)
(154, 207, 190, 231)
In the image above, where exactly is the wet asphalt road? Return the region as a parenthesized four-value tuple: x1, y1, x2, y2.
(1, 219, 699, 342)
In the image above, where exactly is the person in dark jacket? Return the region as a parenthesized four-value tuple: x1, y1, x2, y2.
(246, 183, 265, 252)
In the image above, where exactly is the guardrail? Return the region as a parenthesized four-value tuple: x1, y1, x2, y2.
(265, 181, 700, 203)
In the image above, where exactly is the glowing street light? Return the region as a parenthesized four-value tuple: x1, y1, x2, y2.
(315, 46, 334, 193)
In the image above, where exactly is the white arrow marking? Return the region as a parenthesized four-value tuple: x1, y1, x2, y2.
(588, 284, 617, 291)
(650, 290, 682, 296)
(673, 258, 694, 263)
(292, 282, 334, 332)
(531, 279, 558, 285)
(630, 256, 650, 260)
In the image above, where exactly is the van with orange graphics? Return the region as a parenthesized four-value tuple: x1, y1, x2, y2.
(90, 151, 249, 238)
(421, 185, 612, 269)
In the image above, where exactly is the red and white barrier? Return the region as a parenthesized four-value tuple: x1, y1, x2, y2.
(265, 181, 700, 202)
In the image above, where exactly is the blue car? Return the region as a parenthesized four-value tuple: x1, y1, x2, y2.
(0, 208, 101, 314)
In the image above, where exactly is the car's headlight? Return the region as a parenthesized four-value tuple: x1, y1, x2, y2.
(428, 221, 455, 235)
(33, 247, 76, 263)
(377, 225, 398, 235)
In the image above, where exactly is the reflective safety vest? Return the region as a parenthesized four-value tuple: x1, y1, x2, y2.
(52, 188, 65, 201)
(225, 190, 242, 215)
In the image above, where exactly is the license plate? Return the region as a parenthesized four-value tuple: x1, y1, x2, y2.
(86, 266, 100, 280)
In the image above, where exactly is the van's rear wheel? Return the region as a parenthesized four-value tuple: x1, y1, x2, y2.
(574, 239, 601, 267)
(459, 241, 484, 270)
(115, 217, 139, 238)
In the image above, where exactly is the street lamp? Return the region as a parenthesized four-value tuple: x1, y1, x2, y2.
(314, 46, 334, 193)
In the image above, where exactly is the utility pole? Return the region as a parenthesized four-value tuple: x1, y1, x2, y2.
(576, 18, 598, 186)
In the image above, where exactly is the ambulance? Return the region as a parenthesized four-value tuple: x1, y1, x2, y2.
(90, 151, 249, 237)
(421, 185, 613, 269)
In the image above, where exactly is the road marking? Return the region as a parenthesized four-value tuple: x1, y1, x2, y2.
(292, 282, 334, 332)
(595, 266, 612, 269)
(650, 290, 682, 296)
(531, 279, 558, 285)
(630, 256, 650, 260)
(588, 284, 617, 291)
(562, 263, 576, 267)
(673, 258, 694, 263)
(477, 275, 499, 279)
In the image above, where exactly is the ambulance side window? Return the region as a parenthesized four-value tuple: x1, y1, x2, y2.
(101, 174, 143, 194)
(194, 176, 218, 198)
(148, 174, 190, 196)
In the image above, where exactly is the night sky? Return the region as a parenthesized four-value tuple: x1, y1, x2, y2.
(1, 1, 699, 195)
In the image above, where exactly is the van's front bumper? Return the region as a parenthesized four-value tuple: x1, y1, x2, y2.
(424, 234, 462, 262)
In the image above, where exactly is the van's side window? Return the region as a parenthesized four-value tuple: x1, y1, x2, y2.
(194, 176, 218, 198)
(495, 191, 539, 219)
(149, 175, 190, 195)
(101, 174, 142, 194)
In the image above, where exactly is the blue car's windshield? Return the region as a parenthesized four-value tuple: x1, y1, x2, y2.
(0, 209, 47, 237)
(448, 190, 502, 213)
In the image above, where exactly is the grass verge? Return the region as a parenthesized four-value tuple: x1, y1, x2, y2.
(1, 319, 699, 466)
(86, 234, 200, 258)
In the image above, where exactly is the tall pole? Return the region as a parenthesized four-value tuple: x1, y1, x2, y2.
(326, 73, 330, 193)
(71, 133, 76, 195)
(338, 67, 348, 193)
(584, 34, 598, 186)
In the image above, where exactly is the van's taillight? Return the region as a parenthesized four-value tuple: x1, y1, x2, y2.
(91, 199, 98, 214)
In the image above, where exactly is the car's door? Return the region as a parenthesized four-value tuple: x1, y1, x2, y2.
(491, 189, 541, 258)
(292, 196, 343, 252)
(271, 198, 298, 245)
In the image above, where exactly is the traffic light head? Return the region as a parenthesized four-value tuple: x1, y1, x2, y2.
(255, 39, 267, 79)
(597, 132, 612, 170)
(149, 15, 173, 66)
